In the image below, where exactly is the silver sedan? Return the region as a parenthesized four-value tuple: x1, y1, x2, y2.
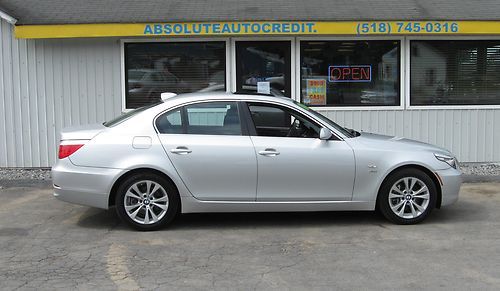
(52, 93, 462, 230)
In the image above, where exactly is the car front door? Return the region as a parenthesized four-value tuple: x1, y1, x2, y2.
(156, 101, 257, 201)
(245, 102, 355, 201)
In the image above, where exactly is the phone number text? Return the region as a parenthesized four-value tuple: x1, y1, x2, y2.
(356, 22, 459, 34)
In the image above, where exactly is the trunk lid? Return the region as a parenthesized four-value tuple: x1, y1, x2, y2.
(60, 123, 106, 140)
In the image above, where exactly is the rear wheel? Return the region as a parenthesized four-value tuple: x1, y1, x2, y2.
(377, 168, 437, 224)
(116, 172, 179, 231)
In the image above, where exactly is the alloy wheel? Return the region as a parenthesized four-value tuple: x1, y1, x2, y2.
(123, 180, 169, 225)
(388, 177, 430, 219)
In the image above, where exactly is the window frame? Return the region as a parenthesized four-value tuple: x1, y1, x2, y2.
(121, 38, 231, 111)
(230, 36, 296, 100)
(154, 100, 249, 136)
(184, 101, 244, 136)
(296, 36, 406, 111)
(243, 101, 340, 140)
(406, 35, 500, 110)
(155, 107, 184, 134)
(154, 99, 346, 139)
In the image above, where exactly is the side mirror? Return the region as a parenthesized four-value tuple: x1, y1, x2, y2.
(319, 128, 333, 140)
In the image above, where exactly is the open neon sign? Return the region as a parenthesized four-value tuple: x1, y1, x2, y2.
(328, 65, 372, 83)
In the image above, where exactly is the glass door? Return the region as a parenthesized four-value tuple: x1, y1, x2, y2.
(235, 41, 292, 97)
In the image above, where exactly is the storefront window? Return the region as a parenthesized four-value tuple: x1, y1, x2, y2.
(125, 42, 226, 108)
(300, 40, 400, 106)
(235, 41, 291, 97)
(410, 40, 500, 105)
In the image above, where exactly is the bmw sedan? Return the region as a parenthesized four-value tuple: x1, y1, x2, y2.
(52, 93, 462, 230)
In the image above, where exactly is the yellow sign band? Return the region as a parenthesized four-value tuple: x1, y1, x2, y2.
(14, 21, 500, 39)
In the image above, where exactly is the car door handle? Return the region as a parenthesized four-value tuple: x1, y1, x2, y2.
(258, 148, 280, 156)
(170, 147, 192, 154)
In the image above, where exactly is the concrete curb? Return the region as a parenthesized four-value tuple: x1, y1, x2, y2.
(0, 179, 52, 189)
(462, 175, 500, 183)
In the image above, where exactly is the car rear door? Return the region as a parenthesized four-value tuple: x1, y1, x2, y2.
(156, 101, 257, 201)
(245, 102, 355, 201)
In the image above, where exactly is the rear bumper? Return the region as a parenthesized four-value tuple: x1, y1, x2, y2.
(51, 159, 123, 209)
(435, 167, 462, 207)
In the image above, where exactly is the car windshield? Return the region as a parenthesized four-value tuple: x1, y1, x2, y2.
(103, 102, 160, 127)
(293, 101, 355, 138)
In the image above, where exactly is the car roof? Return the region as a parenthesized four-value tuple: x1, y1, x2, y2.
(161, 92, 295, 108)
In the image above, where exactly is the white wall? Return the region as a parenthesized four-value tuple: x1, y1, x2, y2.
(0, 19, 122, 167)
(1, 18, 499, 166)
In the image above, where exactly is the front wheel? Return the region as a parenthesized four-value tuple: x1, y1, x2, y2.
(115, 172, 179, 231)
(377, 168, 437, 224)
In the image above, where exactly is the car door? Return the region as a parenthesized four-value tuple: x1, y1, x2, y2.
(245, 102, 355, 201)
(156, 101, 257, 201)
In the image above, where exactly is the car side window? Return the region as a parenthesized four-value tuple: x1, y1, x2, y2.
(247, 103, 320, 138)
(156, 101, 242, 135)
(156, 108, 183, 134)
(185, 102, 242, 135)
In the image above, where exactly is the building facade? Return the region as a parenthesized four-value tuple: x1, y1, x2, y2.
(1, 1, 500, 167)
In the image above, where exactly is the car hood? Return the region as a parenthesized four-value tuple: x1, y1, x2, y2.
(352, 132, 452, 156)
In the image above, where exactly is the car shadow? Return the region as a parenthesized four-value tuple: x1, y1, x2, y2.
(171, 211, 385, 230)
(425, 199, 488, 224)
(73, 199, 485, 230)
(75, 207, 388, 230)
(76, 207, 124, 230)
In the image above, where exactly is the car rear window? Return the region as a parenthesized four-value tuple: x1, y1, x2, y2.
(103, 102, 159, 127)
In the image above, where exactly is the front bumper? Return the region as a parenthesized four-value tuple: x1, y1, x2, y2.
(435, 167, 462, 207)
(52, 158, 123, 209)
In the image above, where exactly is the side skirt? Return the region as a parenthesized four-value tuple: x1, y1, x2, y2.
(180, 195, 376, 213)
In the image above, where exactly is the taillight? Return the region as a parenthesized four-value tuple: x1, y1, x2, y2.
(58, 142, 85, 159)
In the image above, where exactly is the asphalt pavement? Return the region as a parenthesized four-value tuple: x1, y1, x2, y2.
(1, 182, 500, 290)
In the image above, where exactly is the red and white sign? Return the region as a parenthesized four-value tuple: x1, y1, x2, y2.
(328, 65, 372, 83)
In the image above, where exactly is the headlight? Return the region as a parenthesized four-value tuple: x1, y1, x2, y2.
(434, 153, 459, 169)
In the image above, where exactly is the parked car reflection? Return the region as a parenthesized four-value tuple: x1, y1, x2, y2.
(197, 84, 285, 97)
(360, 90, 398, 105)
(127, 69, 184, 107)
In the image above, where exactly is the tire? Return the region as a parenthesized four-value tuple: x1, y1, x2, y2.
(115, 172, 180, 231)
(377, 168, 437, 224)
